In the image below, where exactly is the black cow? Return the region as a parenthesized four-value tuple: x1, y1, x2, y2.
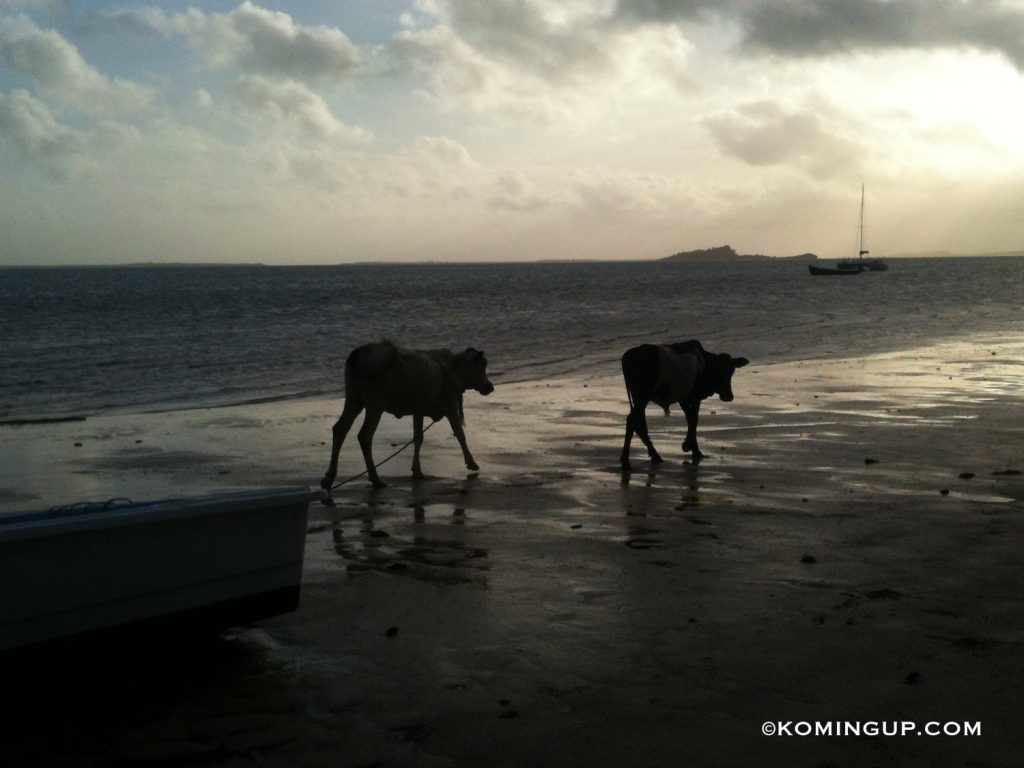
(620, 340, 748, 470)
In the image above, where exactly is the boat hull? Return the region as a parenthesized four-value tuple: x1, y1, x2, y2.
(0, 488, 318, 652)
(808, 265, 862, 276)
(838, 259, 887, 271)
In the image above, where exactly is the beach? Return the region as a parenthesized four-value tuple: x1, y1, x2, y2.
(2, 332, 1023, 766)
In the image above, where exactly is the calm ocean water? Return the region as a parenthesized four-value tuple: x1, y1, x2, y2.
(1, 258, 1022, 421)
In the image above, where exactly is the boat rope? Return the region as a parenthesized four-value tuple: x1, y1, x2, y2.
(329, 418, 439, 490)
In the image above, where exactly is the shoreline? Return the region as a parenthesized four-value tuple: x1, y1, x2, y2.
(3, 332, 1023, 516)
(3, 324, 1021, 436)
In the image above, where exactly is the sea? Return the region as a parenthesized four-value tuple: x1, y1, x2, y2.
(1, 258, 1022, 422)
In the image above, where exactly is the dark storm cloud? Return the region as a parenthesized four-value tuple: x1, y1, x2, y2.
(613, 0, 733, 23)
(615, 0, 1024, 69)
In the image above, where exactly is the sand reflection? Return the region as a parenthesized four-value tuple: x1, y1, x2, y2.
(326, 487, 489, 586)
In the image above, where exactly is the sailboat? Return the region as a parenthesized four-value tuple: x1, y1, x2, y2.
(809, 184, 887, 276)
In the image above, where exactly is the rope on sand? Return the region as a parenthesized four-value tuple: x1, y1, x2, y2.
(328, 418, 439, 490)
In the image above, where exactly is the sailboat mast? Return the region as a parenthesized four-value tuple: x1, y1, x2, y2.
(858, 183, 869, 258)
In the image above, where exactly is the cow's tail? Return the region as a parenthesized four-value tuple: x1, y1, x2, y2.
(621, 355, 635, 414)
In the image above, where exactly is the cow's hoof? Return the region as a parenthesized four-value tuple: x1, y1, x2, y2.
(412, 470, 425, 481)
(466, 461, 480, 472)
(320, 493, 336, 508)
(370, 479, 388, 489)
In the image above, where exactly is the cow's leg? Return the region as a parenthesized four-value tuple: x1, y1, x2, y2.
(445, 404, 479, 472)
(321, 395, 364, 490)
(411, 414, 425, 480)
(634, 407, 662, 464)
(621, 346, 664, 471)
(682, 401, 704, 459)
(357, 408, 386, 488)
(622, 398, 663, 471)
(621, 408, 636, 470)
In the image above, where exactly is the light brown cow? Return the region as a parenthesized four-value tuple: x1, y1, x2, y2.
(321, 341, 494, 490)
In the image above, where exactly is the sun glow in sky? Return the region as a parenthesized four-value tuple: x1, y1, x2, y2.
(2, 0, 1024, 265)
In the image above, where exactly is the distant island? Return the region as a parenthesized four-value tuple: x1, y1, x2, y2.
(117, 262, 267, 268)
(0, 262, 267, 269)
(660, 245, 818, 263)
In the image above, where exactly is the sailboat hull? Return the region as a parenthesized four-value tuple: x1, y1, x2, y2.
(808, 265, 862, 276)
(838, 259, 887, 271)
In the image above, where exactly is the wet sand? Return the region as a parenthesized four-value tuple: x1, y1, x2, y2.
(2, 334, 1024, 766)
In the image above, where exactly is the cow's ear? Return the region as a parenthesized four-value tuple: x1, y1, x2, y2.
(733, 356, 749, 368)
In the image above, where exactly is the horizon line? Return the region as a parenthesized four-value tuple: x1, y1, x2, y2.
(2, 250, 1024, 268)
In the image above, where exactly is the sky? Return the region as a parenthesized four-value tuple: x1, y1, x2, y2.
(2, 0, 1024, 265)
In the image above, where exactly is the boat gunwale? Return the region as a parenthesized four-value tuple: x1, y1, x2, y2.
(0, 487, 320, 542)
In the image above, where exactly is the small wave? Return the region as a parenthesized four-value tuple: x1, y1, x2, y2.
(211, 389, 335, 409)
(498, 353, 587, 373)
(137, 388, 338, 415)
(0, 415, 88, 427)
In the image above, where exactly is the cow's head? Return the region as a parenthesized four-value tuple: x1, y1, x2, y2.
(457, 347, 494, 395)
(712, 353, 749, 402)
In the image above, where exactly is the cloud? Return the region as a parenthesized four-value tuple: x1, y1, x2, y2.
(702, 99, 863, 179)
(0, 14, 151, 112)
(0, 1, 62, 10)
(415, 134, 472, 166)
(0, 87, 86, 176)
(745, 1, 1024, 69)
(229, 75, 371, 142)
(615, 0, 1024, 70)
(390, 23, 506, 109)
(488, 171, 551, 212)
(569, 169, 672, 219)
(442, 0, 618, 86)
(388, 0, 695, 118)
(111, 2, 361, 81)
(612, 0, 730, 24)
